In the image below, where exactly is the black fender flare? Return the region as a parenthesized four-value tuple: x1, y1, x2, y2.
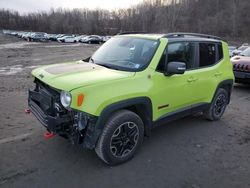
(98, 97, 152, 132)
(88, 97, 153, 148)
(213, 79, 234, 104)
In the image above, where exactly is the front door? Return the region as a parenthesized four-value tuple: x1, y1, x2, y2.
(151, 41, 199, 120)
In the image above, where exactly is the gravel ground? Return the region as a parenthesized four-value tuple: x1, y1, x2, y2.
(0, 34, 249, 188)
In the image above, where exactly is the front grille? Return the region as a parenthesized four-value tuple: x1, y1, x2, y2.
(28, 79, 75, 132)
(233, 63, 250, 72)
(30, 79, 66, 117)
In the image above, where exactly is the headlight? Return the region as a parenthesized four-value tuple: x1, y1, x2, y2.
(60, 91, 72, 108)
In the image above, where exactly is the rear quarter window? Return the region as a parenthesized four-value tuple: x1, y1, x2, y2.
(199, 43, 216, 67)
(199, 42, 223, 68)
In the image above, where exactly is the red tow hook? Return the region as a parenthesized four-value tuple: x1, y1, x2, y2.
(25, 108, 31, 114)
(44, 131, 55, 139)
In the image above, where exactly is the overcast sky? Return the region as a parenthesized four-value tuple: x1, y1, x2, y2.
(0, 0, 144, 13)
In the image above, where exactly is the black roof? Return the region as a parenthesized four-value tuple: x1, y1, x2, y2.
(162, 32, 222, 41)
(117, 31, 225, 42)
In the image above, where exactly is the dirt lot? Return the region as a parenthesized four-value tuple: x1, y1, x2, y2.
(0, 33, 249, 188)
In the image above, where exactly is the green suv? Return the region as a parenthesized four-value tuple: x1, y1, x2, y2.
(28, 33, 234, 165)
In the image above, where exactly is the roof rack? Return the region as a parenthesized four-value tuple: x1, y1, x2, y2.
(117, 31, 147, 35)
(163, 32, 223, 41)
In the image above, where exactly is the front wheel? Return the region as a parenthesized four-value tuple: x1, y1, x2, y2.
(95, 110, 144, 165)
(204, 88, 228, 121)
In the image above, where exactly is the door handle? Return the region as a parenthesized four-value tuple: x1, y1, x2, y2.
(192, 77, 198, 82)
(214, 72, 223, 77)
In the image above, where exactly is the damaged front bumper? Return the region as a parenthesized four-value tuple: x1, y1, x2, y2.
(28, 79, 99, 149)
(28, 94, 71, 132)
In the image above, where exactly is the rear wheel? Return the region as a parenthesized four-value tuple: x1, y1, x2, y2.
(95, 110, 144, 165)
(204, 88, 228, 121)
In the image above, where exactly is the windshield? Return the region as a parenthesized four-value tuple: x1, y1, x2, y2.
(241, 47, 250, 57)
(91, 36, 159, 71)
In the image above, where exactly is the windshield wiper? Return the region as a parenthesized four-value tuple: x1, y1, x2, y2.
(91, 57, 120, 70)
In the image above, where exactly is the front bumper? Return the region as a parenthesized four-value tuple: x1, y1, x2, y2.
(28, 79, 99, 149)
(234, 71, 250, 84)
(28, 90, 72, 132)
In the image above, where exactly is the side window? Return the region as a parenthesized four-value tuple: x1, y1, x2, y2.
(156, 42, 195, 72)
(167, 42, 195, 69)
(199, 43, 216, 67)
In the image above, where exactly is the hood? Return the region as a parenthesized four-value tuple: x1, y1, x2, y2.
(231, 56, 250, 72)
(32, 61, 135, 91)
(231, 56, 250, 65)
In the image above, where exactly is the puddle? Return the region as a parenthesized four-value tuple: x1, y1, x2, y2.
(32, 58, 42, 62)
(26, 65, 40, 69)
(0, 65, 23, 75)
(44, 43, 82, 48)
(0, 42, 39, 49)
(0, 64, 42, 75)
(0, 41, 96, 49)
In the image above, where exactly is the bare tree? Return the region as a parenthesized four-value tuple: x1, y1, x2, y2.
(0, 0, 250, 41)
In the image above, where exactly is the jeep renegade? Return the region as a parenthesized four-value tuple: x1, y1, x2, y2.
(28, 33, 234, 165)
(231, 47, 250, 84)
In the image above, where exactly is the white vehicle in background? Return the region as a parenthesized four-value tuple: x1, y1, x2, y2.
(2, 30, 10, 34)
(57, 35, 76, 43)
(10, 31, 18, 36)
(75, 35, 86, 42)
(22, 32, 35, 41)
(229, 46, 237, 57)
(16, 31, 25, 38)
(64, 36, 78, 43)
(232, 44, 249, 56)
(102, 36, 111, 42)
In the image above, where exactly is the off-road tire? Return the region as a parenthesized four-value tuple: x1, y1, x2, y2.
(95, 110, 144, 165)
(204, 88, 228, 121)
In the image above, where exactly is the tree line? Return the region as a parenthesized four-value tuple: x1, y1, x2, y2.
(0, 0, 249, 41)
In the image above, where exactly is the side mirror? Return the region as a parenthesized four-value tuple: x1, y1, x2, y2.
(82, 57, 90, 62)
(164, 61, 186, 76)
